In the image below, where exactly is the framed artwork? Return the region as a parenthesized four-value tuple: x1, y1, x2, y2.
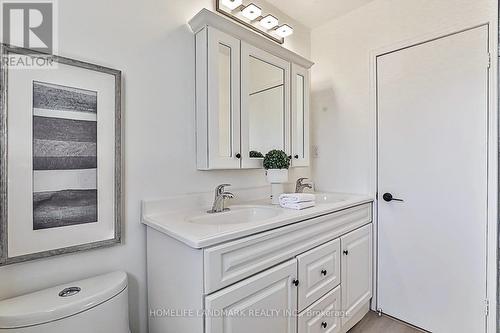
(0, 44, 122, 265)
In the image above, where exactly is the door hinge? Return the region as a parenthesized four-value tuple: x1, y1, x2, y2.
(487, 53, 491, 69)
(485, 299, 489, 317)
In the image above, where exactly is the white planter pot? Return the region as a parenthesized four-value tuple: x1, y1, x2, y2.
(266, 169, 289, 205)
(266, 169, 289, 184)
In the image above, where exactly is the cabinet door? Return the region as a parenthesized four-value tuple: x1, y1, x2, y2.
(205, 259, 298, 333)
(298, 286, 342, 333)
(297, 238, 340, 311)
(341, 224, 372, 327)
(196, 27, 241, 169)
(291, 64, 310, 167)
(241, 42, 290, 168)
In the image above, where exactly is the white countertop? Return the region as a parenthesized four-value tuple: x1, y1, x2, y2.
(141, 190, 373, 249)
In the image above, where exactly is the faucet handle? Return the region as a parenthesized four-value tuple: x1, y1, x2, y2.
(296, 177, 308, 184)
(215, 184, 231, 195)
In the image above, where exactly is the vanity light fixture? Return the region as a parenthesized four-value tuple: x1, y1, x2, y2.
(259, 14, 278, 30)
(275, 24, 294, 38)
(220, 0, 243, 11)
(215, 0, 293, 44)
(241, 3, 262, 21)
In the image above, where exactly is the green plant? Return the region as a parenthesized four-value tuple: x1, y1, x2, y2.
(263, 150, 290, 170)
(250, 150, 264, 158)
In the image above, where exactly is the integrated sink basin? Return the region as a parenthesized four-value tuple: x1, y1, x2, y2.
(187, 206, 283, 225)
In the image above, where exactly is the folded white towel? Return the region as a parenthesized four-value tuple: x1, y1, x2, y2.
(279, 193, 315, 204)
(280, 201, 316, 210)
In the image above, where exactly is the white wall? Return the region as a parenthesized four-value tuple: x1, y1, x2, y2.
(0, 1, 310, 332)
(310, 0, 496, 194)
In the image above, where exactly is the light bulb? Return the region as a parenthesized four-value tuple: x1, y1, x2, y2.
(241, 4, 262, 21)
(220, 0, 243, 10)
(259, 15, 278, 30)
(275, 24, 294, 38)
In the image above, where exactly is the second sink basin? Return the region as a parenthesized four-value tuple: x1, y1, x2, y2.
(188, 206, 282, 225)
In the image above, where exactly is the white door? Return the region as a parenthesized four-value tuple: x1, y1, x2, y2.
(205, 259, 298, 333)
(377, 26, 489, 332)
(341, 224, 373, 329)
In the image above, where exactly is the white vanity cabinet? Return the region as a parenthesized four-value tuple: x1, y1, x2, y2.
(341, 224, 373, 329)
(146, 202, 373, 333)
(189, 9, 313, 170)
(205, 260, 298, 333)
(297, 238, 341, 311)
(298, 286, 342, 333)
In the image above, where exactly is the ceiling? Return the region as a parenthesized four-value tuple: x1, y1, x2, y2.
(265, 0, 376, 29)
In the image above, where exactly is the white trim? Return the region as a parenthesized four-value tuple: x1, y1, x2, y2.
(368, 21, 498, 332)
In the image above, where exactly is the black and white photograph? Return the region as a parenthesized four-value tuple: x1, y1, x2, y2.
(33, 81, 98, 230)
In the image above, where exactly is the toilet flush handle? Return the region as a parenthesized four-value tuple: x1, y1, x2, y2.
(59, 287, 81, 297)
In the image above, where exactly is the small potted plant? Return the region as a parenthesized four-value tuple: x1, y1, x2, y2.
(263, 149, 291, 204)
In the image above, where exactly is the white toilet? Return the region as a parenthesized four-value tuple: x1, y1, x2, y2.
(0, 271, 130, 333)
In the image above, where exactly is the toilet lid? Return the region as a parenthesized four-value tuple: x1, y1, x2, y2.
(0, 271, 127, 329)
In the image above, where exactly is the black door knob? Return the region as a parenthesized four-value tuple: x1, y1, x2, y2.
(343, 250, 349, 255)
(292, 279, 299, 287)
(383, 193, 404, 202)
(321, 322, 328, 329)
(321, 269, 327, 276)
(235, 153, 241, 159)
(294, 155, 299, 159)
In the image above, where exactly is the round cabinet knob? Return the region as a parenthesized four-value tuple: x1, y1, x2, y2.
(235, 153, 241, 159)
(343, 250, 349, 255)
(292, 279, 300, 287)
(321, 269, 328, 276)
(321, 322, 328, 329)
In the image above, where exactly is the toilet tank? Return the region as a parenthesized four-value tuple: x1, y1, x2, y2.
(0, 271, 130, 333)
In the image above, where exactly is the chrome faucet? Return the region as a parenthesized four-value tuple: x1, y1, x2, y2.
(295, 178, 313, 193)
(207, 184, 234, 214)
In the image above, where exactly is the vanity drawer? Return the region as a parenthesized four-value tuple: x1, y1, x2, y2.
(297, 238, 340, 311)
(204, 203, 372, 294)
(298, 285, 342, 333)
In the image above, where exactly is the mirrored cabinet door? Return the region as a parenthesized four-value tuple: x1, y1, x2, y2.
(196, 27, 241, 169)
(291, 64, 310, 167)
(240, 42, 290, 168)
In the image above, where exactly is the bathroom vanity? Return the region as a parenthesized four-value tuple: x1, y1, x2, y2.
(143, 191, 373, 333)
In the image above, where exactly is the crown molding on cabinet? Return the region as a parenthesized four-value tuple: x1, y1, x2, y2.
(188, 9, 314, 69)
